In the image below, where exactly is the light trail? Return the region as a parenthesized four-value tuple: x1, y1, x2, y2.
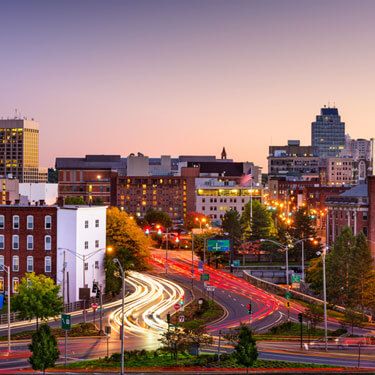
(109, 271, 184, 345)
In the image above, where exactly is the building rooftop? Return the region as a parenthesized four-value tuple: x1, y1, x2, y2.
(55, 155, 126, 171)
(321, 107, 339, 116)
(340, 183, 368, 198)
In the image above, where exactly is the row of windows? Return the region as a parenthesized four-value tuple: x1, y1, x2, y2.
(0, 255, 52, 275)
(202, 198, 247, 203)
(84, 240, 100, 249)
(0, 235, 52, 250)
(0, 215, 52, 230)
(84, 219, 100, 229)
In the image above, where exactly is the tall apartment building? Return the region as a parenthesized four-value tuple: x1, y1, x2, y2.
(0, 118, 46, 182)
(311, 107, 345, 158)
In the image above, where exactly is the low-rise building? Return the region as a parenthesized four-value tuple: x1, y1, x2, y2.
(19, 183, 58, 205)
(0, 178, 19, 205)
(195, 178, 262, 224)
(0, 205, 57, 294)
(57, 205, 107, 304)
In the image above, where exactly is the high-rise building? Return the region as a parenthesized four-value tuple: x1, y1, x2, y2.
(311, 107, 345, 158)
(0, 118, 45, 182)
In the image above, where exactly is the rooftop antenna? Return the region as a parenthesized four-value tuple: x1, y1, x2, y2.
(328, 101, 330, 108)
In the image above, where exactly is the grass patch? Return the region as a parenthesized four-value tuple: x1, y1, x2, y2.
(0, 322, 99, 341)
(61, 351, 332, 370)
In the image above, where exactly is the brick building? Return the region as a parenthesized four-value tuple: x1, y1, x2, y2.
(0, 206, 57, 294)
(326, 176, 375, 258)
(117, 172, 196, 220)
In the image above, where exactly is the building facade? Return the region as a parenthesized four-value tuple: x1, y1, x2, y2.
(19, 183, 58, 205)
(1, 178, 19, 205)
(0, 206, 57, 294)
(195, 178, 262, 224)
(57, 206, 107, 304)
(0, 118, 46, 182)
(311, 107, 345, 158)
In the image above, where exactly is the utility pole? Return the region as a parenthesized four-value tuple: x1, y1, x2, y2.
(99, 283, 103, 335)
(114, 258, 125, 375)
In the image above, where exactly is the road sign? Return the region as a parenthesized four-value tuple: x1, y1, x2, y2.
(174, 303, 181, 311)
(91, 303, 98, 311)
(200, 273, 210, 281)
(178, 315, 185, 323)
(285, 291, 292, 300)
(207, 239, 230, 252)
(233, 260, 241, 267)
(61, 313, 71, 330)
(206, 285, 216, 292)
(79, 287, 90, 301)
(291, 274, 301, 283)
(198, 261, 204, 273)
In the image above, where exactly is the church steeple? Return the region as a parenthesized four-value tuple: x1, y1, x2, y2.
(221, 147, 227, 160)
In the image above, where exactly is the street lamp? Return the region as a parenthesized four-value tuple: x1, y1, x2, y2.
(113, 258, 125, 375)
(0, 264, 11, 354)
(316, 246, 328, 351)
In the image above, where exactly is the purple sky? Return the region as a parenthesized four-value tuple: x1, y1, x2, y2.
(1, 0, 375, 169)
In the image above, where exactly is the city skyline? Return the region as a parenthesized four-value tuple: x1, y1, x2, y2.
(1, 0, 375, 169)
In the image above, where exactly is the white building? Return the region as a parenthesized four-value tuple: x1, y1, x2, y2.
(195, 178, 262, 225)
(19, 183, 58, 205)
(57, 206, 107, 303)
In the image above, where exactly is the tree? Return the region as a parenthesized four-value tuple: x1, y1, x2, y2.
(159, 328, 189, 360)
(184, 323, 213, 355)
(12, 273, 63, 330)
(343, 308, 365, 335)
(64, 196, 86, 205)
(222, 209, 242, 248)
(29, 324, 59, 374)
(144, 208, 172, 229)
(105, 207, 151, 294)
(226, 324, 258, 373)
(305, 257, 323, 295)
(303, 303, 323, 330)
(241, 200, 276, 241)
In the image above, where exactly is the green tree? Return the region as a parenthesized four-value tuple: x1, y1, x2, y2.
(343, 308, 365, 335)
(64, 196, 86, 205)
(226, 324, 258, 374)
(159, 328, 189, 360)
(105, 207, 151, 294)
(222, 209, 242, 247)
(144, 208, 172, 229)
(29, 324, 59, 374)
(303, 303, 323, 330)
(184, 212, 211, 230)
(241, 200, 276, 241)
(305, 257, 323, 295)
(12, 273, 63, 330)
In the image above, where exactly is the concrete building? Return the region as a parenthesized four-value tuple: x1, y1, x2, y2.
(0, 205, 57, 294)
(321, 157, 355, 186)
(57, 206, 107, 304)
(19, 183, 58, 205)
(127, 153, 149, 176)
(195, 178, 262, 224)
(311, 106, 346, 158)
(0, 118, 46, 182)
(0, 178, 19, 205)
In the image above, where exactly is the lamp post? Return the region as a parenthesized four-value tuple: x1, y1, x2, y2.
(0, 265, 11, 354)
(113, 258, 125, 375)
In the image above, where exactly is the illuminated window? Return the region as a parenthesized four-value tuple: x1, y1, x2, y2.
(0, 277, 4, 292)
(12, 277, 19, 293)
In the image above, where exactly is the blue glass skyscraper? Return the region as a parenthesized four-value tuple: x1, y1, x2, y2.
(311, 107, 345, 157)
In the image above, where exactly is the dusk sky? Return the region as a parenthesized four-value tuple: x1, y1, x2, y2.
(1, 0, 375, 169)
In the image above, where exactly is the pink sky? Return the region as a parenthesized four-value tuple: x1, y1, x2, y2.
(0, 1, 374, 169)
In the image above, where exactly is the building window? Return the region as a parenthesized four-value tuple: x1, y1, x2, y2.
(12, 235, 19, 250)
(0, 255, 4, 270)
(95, 219, 99, 228)
(0, 235, 4, 250)
(95, 240, 99, 248)
(12, 277, 19, 293)
(12, 256, 19, 272)
(45, 257, 52, 273)
(95, 261, 99, 269)
(27, 256, 34, 272)
(45, 235, 52, 251)
(27, 235, 34, 250)
(85, 220, 89, 229)
(45, 215, 52, 229)
(0, 215, 4, 229)
(27, 215, 34, 230)
(363, 212, 368, 220)
(84, 262, 88, 271)
(13, 215, 19, 229)
(0, 277, 4, 292)
(84, 241, 89, 250)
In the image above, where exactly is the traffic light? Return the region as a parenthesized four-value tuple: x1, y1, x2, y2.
(96, 287, 101, 299)
(92, 282, 98, 293)
(246, 302, 252, 314)
(298, 313, 303, 323)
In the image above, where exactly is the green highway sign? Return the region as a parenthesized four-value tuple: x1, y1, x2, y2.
(285, 291, 292, 300)
(207, 239, 230, 252)
(61, 313, 71, 330)
(200, 273, 210, 281)
(291, 274, 301, 283)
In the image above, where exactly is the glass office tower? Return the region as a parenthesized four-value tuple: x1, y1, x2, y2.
(311, 107, 345, 158)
